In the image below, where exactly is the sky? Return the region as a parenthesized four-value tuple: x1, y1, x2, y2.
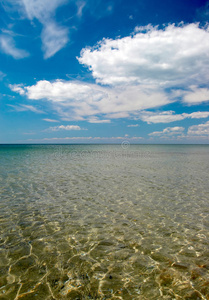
(1, 0, 209, 144)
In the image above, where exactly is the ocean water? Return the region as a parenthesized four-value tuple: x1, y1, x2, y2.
(0, 144, 209, 300)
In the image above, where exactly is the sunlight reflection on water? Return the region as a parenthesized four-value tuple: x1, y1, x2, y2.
(0, 144, 209, 299)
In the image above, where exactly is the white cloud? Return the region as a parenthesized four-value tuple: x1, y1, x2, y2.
(22, 104, 44, 113)
(76, 1, 86, 17)
(19, 80, 104, 102)
(8, 104, 44, 113)
(6, 0, 69, 58)
(9, 79, 209, 124)
(0, 35, 29, 59)
(149, 126, 185, 136)
(127, 124, 139, 127)
(138, 110, 209, 124)
(48, 125, 82, 131)
(88, 118, 111, 123)
(15, 0, 67, 20)
(188, 111, 209, 119)
(134, 24, 158, 33)
(8, 21, 209, 124)
(9, 80, 169, 120)
(8, 21, 209, 122)
(183, 86, 209, 104)
(9, 83, 25, 94)
(78, 23, 209, 88)
(188, 121, 209, 136)
(41, 22, 68, 59)
(43, 118, 60, 122)
(139, 111, 185, 124)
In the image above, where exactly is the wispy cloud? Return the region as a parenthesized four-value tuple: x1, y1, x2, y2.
(0, 35, 29, 59)
(76, 1, 86, 17)
(196, 2, 209, 22)
(15, 0, 67, 20)
(0, 71, 6, 80)
(43, 118, 60, 122)
(5, 0, 69, 59)
(8, 104, 44, 113)
(41, 22, 69, 59)
(88, 118, 111, 123)
(84, 0, 114, 19)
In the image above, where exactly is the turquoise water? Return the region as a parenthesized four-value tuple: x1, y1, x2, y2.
(0, 144, 209, 299)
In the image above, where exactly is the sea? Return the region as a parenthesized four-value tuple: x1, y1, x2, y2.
(0, 144, 209, 299)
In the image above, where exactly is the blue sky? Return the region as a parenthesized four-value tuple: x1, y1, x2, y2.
(1, 0, 209, 144)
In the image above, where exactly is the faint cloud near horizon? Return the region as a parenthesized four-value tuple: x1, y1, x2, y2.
(45, 125, 84, 131)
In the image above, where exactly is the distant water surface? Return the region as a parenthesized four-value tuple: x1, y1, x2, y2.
(0, 144, 209, 299)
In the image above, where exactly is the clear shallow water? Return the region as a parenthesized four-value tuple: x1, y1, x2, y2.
(0, 144, 209, 300)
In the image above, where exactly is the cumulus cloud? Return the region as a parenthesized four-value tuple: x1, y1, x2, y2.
(9, 79, 209, 124)
(149, 126, 185, 136)
(8, 22, 209, 124)
(5, 0, 69, 58)
(9, 80, 169, 120)
(13, 80, 104, 102)
(78, 23, 209, 88)
(188, 121, 209, 136)
(0, 35, 29, 59)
